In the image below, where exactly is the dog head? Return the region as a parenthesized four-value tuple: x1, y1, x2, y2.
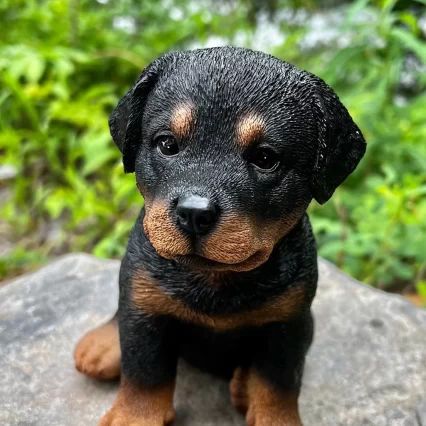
(109, 47, 366, 272)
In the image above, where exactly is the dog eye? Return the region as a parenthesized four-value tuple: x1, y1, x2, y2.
(156, 135, 179, 157)
(250, 148, 279, 172)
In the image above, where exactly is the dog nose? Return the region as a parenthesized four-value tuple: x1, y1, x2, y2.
(176, 195, 218, 235)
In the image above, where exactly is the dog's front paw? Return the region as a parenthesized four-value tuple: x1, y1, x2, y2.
(74, 317, 121, 379)
(98, 409, 131, 426)
(246, 409, 302, 426)
(98, 406, 175, 426)
(99, 377, 176, 426)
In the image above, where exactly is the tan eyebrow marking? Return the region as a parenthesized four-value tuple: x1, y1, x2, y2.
(170, 102, 195, 139)
(235, 112, 266, 148)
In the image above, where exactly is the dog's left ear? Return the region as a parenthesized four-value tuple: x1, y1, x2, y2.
(109, 54, 174, 173)
(309, 76, 366, 204)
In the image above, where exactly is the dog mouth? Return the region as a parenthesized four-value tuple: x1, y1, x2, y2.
(173, 250, 269, 272)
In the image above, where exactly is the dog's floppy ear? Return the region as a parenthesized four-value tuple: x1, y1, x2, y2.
(109, 55, 171, 173)
(309, 76, 366, 204)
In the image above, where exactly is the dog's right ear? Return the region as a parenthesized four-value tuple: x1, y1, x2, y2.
(109, 55, 171, 173)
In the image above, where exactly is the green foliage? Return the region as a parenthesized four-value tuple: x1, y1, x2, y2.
(0, 248, 47, 280)
(1, 0, 425, 291)
(297, 0, 426, 288)
(416, 281, 426, 307)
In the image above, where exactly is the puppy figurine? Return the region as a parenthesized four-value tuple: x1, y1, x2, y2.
(74, 47, 366, 426)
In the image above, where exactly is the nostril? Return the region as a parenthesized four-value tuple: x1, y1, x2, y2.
(192, 205, 217, 234)
(197, 216, 210, 226)
(175, 195, 218, 235)
(178, 211, 188, 221)
(196, 211, 214, 228)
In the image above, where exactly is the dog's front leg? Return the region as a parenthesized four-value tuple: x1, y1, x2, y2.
(99, 310, 177, 426)
(230, 313, 313, 426)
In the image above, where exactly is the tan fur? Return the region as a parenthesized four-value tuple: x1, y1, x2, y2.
(230, 367, 251, 415)
(170, 102, 195, 139)
(143, 200, 191, 260)
(74, 316, 121, 380)
(99, 375, 175, 426)
(201, 207, 308, 271)
(201, 213, 269, 271)
(132, 269, 305, 331)
(236, 112, 265, 148)
(230, 367, 302, 426)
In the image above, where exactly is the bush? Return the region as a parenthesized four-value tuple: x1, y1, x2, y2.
(1, 0, 425, 300)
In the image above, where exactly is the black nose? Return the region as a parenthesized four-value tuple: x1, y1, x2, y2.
(175, 195, 218, 235)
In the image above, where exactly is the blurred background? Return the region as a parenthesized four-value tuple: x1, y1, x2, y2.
(0, 0, 425, 306)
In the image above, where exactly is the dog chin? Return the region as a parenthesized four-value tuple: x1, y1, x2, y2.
(172, 250, 271, 272)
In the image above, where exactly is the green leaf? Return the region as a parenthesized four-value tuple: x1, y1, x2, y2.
(415, 281, 426, 301)
(391, 28, 426, 65)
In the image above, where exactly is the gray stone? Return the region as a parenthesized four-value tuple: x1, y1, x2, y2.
(417, 399, 426, 426)
(1, 254, 425, 426)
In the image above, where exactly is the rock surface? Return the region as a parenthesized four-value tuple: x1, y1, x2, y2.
(1, 254, 425, 426)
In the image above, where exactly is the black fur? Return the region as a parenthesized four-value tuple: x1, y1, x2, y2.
(110, 47, 365, 413)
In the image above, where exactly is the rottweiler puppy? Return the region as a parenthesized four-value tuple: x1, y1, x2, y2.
(74, 47, 366, 425)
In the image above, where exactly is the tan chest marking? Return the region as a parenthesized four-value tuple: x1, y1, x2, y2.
(132, 270, 305, 332)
